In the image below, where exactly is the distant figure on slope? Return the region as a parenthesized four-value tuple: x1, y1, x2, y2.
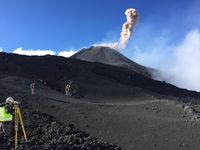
(65, 84, 70, 95)
(30, 83, 36, 95)
(65, 81, 73, 96)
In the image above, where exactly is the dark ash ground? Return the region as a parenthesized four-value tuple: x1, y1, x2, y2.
(1, 51, 200, 150)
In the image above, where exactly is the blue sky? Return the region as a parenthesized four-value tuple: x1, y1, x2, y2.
(0, 0, 135, 51)
(0, 0, 200, 60)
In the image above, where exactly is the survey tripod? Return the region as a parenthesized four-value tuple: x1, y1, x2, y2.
(14, 104, 27, 149)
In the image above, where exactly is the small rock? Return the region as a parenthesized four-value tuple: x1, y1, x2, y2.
(179, 143, 188, 147)
(153, 143, 158, 147)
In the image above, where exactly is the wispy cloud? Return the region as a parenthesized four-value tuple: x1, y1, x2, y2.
(11, 47, 78, 58)
(0, 48, 3, 52)
(58, 50, 77, 57)
(13, 47, 56, 56)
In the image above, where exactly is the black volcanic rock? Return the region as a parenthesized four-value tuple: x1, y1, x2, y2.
(0, 52, 200, 100)
(71, 46, 153, 77)
(0, 110, 121, 150)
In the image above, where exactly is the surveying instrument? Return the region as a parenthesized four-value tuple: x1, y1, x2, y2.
(0, 97, 27, 149)
(13, 101, 27, 149)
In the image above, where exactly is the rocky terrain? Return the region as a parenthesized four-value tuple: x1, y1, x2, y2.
(0, 110, 120, 150)
(1, 49, 200, 150)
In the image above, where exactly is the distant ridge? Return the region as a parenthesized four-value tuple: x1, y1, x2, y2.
(0, 51, 200, 100)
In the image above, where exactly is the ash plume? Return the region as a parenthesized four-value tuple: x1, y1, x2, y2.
(93, 8, 138, 50)
(119, 8, 138, 49)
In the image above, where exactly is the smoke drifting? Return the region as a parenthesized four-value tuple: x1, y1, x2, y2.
(93, 42, 118, 49)
(119, 8, 138, 49)
(130, 28, 200, 92)
(157, 29, 200, 92)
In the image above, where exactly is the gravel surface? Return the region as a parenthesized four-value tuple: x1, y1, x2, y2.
(0, 110, 121, 150)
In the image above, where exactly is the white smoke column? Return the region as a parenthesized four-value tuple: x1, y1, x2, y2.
(119, 8, 138, 49)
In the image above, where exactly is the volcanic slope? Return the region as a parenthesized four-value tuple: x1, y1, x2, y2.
(71, 46, 154, 78)
(0, 52, 200, 102)
(1, 52, 200, 150)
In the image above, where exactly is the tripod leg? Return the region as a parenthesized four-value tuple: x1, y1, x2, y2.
(17, 108, 27, 142)
(15, 107, 18, 149)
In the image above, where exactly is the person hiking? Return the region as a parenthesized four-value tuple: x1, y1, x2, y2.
(30, 83, 36, 95)
(65, 84, 70, 95)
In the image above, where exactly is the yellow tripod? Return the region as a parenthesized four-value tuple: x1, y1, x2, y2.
(14, 105, 27, 149)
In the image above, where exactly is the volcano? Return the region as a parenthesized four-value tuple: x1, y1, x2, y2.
(71, 46, 154, 77)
